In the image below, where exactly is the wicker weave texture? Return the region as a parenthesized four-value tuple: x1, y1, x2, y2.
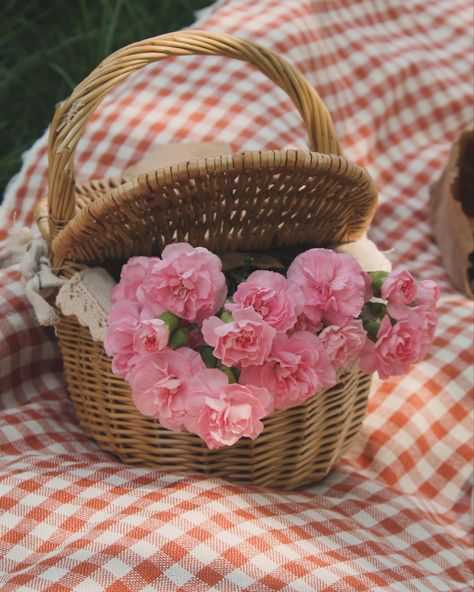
(44, 31, 378, 489)
(51, 149, 377, 264)
(57, 314, 371, 490)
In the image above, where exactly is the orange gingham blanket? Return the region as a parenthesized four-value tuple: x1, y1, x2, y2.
(1, 1, 473, 590)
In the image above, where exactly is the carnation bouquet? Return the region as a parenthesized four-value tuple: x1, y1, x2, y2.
(105, 243, 438, 450)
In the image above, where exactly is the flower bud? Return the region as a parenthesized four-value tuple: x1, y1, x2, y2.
(169, 327, 189, 349)
(362, 318, 380, 342)
(220, 311, 233, 323)
(158, 311, 180, 333)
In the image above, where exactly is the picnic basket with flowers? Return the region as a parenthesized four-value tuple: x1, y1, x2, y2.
(41, 31, 438, 489)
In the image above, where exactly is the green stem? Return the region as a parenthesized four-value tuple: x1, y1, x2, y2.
(218, 365, 237, 384)
(368, 271, 389, 298)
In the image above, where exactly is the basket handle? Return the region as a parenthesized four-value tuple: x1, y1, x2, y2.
(47, 29, 341, 242)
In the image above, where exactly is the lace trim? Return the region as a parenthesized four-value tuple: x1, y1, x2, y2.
(56, 269, 114, 342)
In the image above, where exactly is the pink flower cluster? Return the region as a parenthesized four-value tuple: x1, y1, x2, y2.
(359, 270, 439, 379)
(105, 244, 438, 448)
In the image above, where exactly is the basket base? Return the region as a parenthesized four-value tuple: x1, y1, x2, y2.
(58, 315, 371, 490)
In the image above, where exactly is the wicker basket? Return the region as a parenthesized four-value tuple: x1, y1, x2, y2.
(41, 30, 378, 490)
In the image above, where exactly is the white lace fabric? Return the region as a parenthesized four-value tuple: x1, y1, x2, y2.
(56, 268, 115, 342)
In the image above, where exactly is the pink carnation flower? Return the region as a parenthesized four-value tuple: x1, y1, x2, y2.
(111, 256, 152, 304)
(240, 331, 336, 410)
(226, 270, 304, 332)
(184, 369, 273, 449)
(381, 270, 417, 317)
(320, 319, 367, 371)
(133, 318, 169, 355)
(202, 307, 276, 368)
(142, 243, 227, 323)
(359, 312, 431, 379)
(381, 270, 417, 303)
(416, 280, 439, 310)
(418, 306, 437, 344)
(287, 249, 367, 328)
(382, 271, 440, 318)
(128, 348, 205, 431)
(399, 303, 437, 347)
(390, 288, 438, 346)
(104, 301, 154, 378)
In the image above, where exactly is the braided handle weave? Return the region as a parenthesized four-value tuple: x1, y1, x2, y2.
(47, 30, 341, 241)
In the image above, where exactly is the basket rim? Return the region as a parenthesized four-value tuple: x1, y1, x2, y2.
(50, 148, 378, 262)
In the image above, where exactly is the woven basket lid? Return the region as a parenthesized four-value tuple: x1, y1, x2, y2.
(46, 31, 377, 265)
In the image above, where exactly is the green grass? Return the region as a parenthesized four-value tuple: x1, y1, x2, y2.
(0, 0, 213, 199)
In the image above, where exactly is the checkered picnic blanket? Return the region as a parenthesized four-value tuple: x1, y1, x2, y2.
(1, 0, 473, 590)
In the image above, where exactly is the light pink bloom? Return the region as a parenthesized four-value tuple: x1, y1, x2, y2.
(142, 243, 227, 323)
(202, 307, 276, 368)
(287, 249, 366, 328)
(382, 270, 417, 317)
(359, 313, 429, 379)
(320, 320, 368, 370)
(111, 256, 152, 304)
(128, 348, 205, 431)
(240, 331, 336, 410)
(226, 270, 304, 332)
(391, 288, 438, 345)
(413, 305, 438, 345)
(184, 369, 273, 449)
(383, 272, 440, 318)
(416, 280, 439, 310)
(133, 318, 169, 355)
(104, 301, 153, 378)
